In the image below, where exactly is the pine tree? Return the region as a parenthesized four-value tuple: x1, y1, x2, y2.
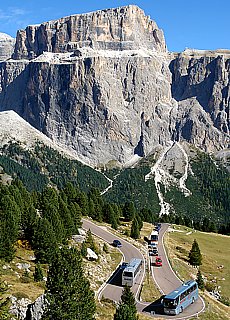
(80, 241, 87, 258)
(32, 218, 58, 264)
(85, 229, 98, 254)
(0, 194, 20, 261)
(41, 247, 96, 320)
(68, 202, 82, 232)
(43, 204, 66, 244)
(188, 239, 202, 266)
(130, 217, 140, 239)
(114, 285, 138, 320)
(111, 215, 118, 230)
(58, 197, 75, 237)
(123, 202, 135, 221)
(196, 269, 204, 291)
(33, 263, 44, 282)
(136, 214, 143, 231)
(0, 221, 15, 262)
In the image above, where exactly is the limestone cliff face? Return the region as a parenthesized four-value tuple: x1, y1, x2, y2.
(0, 7, 229, 166)
(12, 5, 166, 60)
(0, 50, 172, 165)
(170, 49, 230, 138)
(0, 33, 15, 61)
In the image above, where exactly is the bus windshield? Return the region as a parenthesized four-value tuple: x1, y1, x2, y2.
(123, 271, 133, 277)
(163, 298, 178, 309)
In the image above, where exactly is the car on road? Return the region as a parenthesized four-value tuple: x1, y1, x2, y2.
(113, 239, 122, 247)
(152, 248, 158, 256)
(149, 249, 154, 256)
(155, 256, 162, 267)
(148, 243, 157, 249)
(149, 248, 158, 256)
(120, 262, 128, 269)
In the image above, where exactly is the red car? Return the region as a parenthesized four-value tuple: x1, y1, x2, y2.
(155, 256, 162, 267)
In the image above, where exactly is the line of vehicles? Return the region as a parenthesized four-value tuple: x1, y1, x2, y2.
(148, 223, 162, 267)
(112, 240, 143, 287)
(112, 223, 199, 315)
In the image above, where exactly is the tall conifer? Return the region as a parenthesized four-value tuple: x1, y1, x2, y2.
(189, 239, 202, 266)
(41, 247, 96, 320)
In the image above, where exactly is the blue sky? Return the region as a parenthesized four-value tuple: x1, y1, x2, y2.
(0, 0, 229, 52)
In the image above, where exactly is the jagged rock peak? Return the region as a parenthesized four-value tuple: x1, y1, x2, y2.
(0, 32, 15, 61)
(12, 5, 166, 60)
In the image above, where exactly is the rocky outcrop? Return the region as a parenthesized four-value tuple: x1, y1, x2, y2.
(9, 296, 32, 320)
(26, 294, 46, 320)
(0, 51, 173, 165)
(12, 5, 166, 60)
(170, 49, 230, 137)
(0, 33, 15, 61)
(0, 7, 229, 166)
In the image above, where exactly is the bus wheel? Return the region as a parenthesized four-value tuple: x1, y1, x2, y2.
(192, 297, 195, 304)
(180, 306, 183, 313)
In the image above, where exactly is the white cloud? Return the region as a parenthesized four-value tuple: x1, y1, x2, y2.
(0, 7, 27, 22)
(0, 7, 28, 30)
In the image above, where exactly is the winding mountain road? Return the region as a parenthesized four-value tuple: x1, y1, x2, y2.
(82, 219, 205, 319)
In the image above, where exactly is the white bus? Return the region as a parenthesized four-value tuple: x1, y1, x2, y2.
(149, 230, 158, 245)
(121, 258, 142, 286)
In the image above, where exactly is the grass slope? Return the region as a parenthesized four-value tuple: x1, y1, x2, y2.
(165, 225, 230, 319)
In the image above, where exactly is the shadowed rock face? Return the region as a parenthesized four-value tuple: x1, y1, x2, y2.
(170, 50, 230, 137)
(0, 7, 229, 165)
(12, 5, 166, 60)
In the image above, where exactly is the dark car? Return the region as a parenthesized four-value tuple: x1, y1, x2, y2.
(120, 262, 128, 269)
(152, 248, 158, 256)
(113, 239, 122, 248)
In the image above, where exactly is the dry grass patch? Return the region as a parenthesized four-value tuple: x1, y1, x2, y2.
(166, 225, 230, 298)
(141, 264, 161, 302)
(195, 292, 230, 320)
(0, 246, 44, 303)
(96, 298, 116, 320)
(165, 225, 230, 319)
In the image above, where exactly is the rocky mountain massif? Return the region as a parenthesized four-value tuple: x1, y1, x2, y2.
(0, 5, 229, 167)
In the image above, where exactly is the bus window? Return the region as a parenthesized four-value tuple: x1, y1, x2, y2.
(163, 298, 179, 309)
(123, 271, 133, 277)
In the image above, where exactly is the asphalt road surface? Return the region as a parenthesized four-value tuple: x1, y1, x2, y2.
(82, 219, 205, 319)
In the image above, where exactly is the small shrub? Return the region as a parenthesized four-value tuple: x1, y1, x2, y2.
(219, 295, 230, 306)
(176, 246, 188, 255)
(21, 271, 31, 283)
(205, 281, 216, 292)
(14, 292, 30, 300)
(103, 243, 109, 253)
(33, 263, 43, 282)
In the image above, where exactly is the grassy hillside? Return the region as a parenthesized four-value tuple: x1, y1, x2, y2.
(165, 225, 230, 319)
